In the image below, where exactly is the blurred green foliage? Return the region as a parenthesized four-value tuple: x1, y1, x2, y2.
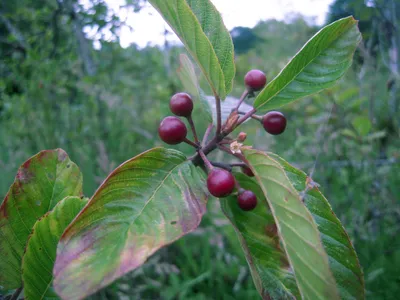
(0, 0, 399, 299)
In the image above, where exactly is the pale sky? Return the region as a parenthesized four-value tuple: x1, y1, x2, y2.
(84, 0, 335, 49)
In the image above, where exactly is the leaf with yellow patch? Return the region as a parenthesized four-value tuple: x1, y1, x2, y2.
(53, 148, 208, 300)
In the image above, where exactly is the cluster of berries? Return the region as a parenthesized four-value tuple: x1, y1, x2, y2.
(158, 70, 287, 211)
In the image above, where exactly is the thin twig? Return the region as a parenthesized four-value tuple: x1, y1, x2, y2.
(233, 108, 257, 131)
(234, 90, 249, 112)
(183, 138, 199, 148)
(219, 139, 233, 145)
(210, 161, 232, 171)
(198, 150, 213, 170)
(215, 95, 222, 135)
(202, 124, 214, 148)
(187, 116, 200, 143)
(218, 144, 233, 155)
(230, 162, 247, 167)
(218, 144, 247, 162)
(238, 110, 262, 121)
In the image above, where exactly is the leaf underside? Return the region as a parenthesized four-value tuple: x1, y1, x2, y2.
(148, 0, 235, 99)
(53, 148, 208, 300)
(222, 151, 365, 299)
(177, 53, 213, 123)
(268, 153, 365, 299)
(243, 149, 340, 300)
(22, 196, 87, 300)
(0, 149, 83, 291)
(220, 173, 300, 299)
(254, 16, 362, 112)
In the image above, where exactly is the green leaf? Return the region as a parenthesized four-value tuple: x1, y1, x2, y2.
(22, 196, 87, 300)
(177, 54, 213, 123)
(254, 17, 362, 112)
(352, 116, 371, 136)
(220, 173, 300, 299)
(337, 87, 360, 104)
(185, 0, 235, 94)
(53, 148, 208, 300)
(243, 149, 340, 299)
(268, 153, 365, 299)
(364, 130, 386, 142)
(148, 0, 235, 99)
(0, 149, 83, 291)
(341, 128, 358, 139)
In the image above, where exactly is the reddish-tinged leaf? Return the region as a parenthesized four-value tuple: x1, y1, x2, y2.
(0, 149, 83, 291)
(22, 196, 87, 299)
(53, 148, 207, 300)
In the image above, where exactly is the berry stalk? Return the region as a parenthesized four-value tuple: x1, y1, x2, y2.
(183, 138, 200, 148)
(202, 124, 214, 147)
(215, 95, 222, 135)
(233, 89, 249, 112)
(187, 116, 200, 144)
(198, 149, 213, 171)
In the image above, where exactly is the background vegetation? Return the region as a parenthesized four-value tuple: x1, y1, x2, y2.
(1, 0, 399, 299)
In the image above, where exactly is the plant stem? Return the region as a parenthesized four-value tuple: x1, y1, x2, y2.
(215, 95, 222, 135)
(184, 138, 199, 148)
(210, 161, 232, 171)
(230, 162, 247, 167)
(218, 144, 233, 155)
(198, 150, 213, 171)
(187, 116, 200, 144)
(10, 287, 23, 300)
(235, 108, 257, 129)
(234, 89, 249, 112)
(219, 139, 233, 145)
(234, 179, 242, 192)
(238, 111, 262, 121)
(202, 124, 214, 148)
(218, 144, 247, 162)
(191, 107, 255, 166)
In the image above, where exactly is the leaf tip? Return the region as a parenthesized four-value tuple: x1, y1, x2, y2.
(57, 148, 68, 162)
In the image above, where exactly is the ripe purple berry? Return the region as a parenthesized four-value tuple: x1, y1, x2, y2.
(238, 190, 258, 211)
(158, 116, 187, 145)
(262, 111, 287, 135)
(244, 69, 267, 91)
(207, 168, 236, 198)
(169, 93, 193, 117)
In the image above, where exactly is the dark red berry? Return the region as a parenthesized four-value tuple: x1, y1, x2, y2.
(169, 93, 193, 117)
(262, 111, 287, 135)
(244, 69, 267, 91)
(207, 168, 236, 198)
(158, 116, 187, 144)
(241, 166, 254, 177)
(238, 190, 257, 211)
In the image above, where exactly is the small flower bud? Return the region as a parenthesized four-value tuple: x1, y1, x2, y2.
(237, 132, 247, 142)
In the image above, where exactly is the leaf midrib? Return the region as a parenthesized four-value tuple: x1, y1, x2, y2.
(257, 20, 353, 109)
(247, 151, 338, 299)
(129, 161, 185, 227)
(222, 201, 297, 298)
(149, 0, 225, 98)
